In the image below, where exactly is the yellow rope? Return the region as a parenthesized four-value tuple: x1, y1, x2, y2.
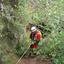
(16, 45, 30, 64)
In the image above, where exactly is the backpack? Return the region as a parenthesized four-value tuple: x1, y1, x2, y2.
(30, 31, 37, 40)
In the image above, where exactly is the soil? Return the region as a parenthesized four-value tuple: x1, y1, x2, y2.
(17, 56, 52, 64)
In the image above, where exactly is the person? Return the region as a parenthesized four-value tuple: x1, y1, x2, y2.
(29, 26, 42, 56)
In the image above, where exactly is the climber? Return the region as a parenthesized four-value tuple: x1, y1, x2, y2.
(30, 26, 42, 49)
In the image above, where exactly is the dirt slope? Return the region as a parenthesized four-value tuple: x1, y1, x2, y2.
(17, 56, 52, 64)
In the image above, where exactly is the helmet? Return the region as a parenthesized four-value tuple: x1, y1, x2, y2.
(31, 26, 36, 31)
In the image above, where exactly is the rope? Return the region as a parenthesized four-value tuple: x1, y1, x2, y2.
(16, 44, 31, 64)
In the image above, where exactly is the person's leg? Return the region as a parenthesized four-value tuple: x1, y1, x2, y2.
(29, 44, 37, 57)
(27, 44, 34, 57)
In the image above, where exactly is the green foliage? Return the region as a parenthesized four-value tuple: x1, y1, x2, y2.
(36, 31, 64, 64)
(0, 0, 64, 64)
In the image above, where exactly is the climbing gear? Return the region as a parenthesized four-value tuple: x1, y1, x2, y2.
(16, 43, 31, 64)
(29, 23, 51, 34)
(31, 26, 36, 31)
(16, 40, 37, 64)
